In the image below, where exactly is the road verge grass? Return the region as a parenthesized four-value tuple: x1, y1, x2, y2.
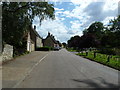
(76, 51, 120, 71)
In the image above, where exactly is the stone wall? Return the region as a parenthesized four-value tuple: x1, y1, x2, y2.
(0, 44, 13, 63)
(36, 37, 43, 48)
(43, 37, 54, 47)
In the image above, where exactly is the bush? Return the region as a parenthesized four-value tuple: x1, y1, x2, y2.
(97, 48, 116, 55)
(13, 48, 29, 57)
(113, 48, 120, 56)
(67, 48, 77, 52)
(13, 47, 27, 57)
(36, 46, 53, 51)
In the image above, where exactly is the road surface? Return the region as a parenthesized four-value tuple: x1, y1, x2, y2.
(3, 49, 119, 88)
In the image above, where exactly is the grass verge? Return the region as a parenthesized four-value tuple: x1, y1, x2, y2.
(76, 51, 120, 71)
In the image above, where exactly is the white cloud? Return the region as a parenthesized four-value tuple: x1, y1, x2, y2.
(33, 17, 71, 43)
(55, 11, 64, 16)
(33, 18, 83, 43)
(70, 0, 92, 5)
(103, 0, 118, 11)
(102, 17, 115, 26)
(70, 20, 81, 29)
(66, 20, 83, 37)
(54, 7, 64, 11)
(33, 1, 119, 43)
(67, 1, 118, 28)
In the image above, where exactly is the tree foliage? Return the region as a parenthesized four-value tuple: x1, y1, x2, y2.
(68, 36, 80, 48)
(101, 15, 120, 48)
(84, 22, 104, 40)
(67, 15, 120, 52)
(62, 42, 67, 48)
(68, 22, 103, 49)
(2, 2, 55, 47)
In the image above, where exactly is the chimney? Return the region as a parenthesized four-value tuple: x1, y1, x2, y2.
(48, 32, 50, 36)
(34, 25, 36, 30)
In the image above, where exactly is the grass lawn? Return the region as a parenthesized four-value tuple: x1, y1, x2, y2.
(76, 51, 120, 70)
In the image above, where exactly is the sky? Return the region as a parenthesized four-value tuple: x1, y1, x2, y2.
(33, 0, 119, 43)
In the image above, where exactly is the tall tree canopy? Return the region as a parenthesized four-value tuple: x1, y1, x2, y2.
(68, 15, 120, 53)
(68, 36, 80, 48)
(2, 2, 55, 47)
(109, 15, 120, 32)
(101, 15, 120, 48)
(84, 22, 104, 40)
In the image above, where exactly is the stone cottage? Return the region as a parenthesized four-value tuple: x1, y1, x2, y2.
(27, 25, 43, 52)
(43, 32, 59, 48)
(36, 36, 43, 48)
(0, 25, 43, 64)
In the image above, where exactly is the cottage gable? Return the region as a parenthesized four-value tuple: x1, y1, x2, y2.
(43, 32, 59, 48)
(27, 25, 43, 52)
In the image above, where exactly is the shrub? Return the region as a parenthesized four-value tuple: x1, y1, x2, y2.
(13, 47, 27, 57)
(36, 46, 53, 51)
(97, 48, 116, 55)
(113, 48, 120, 56)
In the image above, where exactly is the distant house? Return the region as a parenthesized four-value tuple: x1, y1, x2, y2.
(27, 25, 43, 52)
(43, 32, 59, 48)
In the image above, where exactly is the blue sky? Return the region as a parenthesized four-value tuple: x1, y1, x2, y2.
(33, 0, 119, 43)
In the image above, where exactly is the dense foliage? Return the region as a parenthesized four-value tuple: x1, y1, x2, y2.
(68, 22, 104, 49)
(2, 2, 55, 56)
(2, 2, 55, 47)
(67, 15, 120, 55)
(36, 46, 53, 51)
(62, 42, 67, 48)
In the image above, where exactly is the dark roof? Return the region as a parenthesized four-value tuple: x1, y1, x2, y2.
(45, 33, 58, 44)
(30, 25, 42, 39)
(49, 36, 58, 44)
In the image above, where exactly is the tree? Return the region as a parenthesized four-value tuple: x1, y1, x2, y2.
(2, 2, 55, 47)
(68, 16, 120, 54)
(101, 15, 120, 48)
(110, 15, 120, 48)
(67, 35, 81, 49)
(81, 22, 104, 48)
(109, 15, 120, 32)
(85, 22, 104, 40)
(80, 33, 100, 48)
(56, 40, 62, 47)
(62, 42, 67, 48)
(67, 34, 100, 49)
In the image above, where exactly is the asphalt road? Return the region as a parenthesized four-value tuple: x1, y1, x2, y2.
(12, 49, 119, 88)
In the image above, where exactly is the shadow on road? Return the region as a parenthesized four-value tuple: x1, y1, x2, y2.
(71, 77, 119, 89)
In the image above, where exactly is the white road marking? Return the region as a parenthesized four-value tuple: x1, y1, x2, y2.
(13, 53, 49, 88)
